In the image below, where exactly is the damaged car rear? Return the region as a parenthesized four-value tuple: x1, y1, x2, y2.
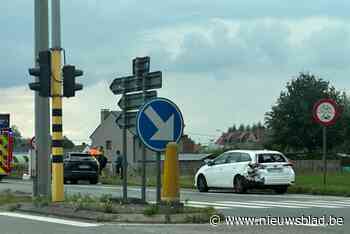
(194, 150, 295, 194)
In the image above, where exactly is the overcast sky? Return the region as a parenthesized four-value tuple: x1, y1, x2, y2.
(1, 0, 350, 144)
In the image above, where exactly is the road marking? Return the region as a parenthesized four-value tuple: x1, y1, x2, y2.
(186, 204, 230, 210)
(281, 200, 346, 208)
(222, 201, 309, 209)
(187, 201, 269, 209)
(0, 212, 101, 227)
(312, 200, 350, 206)
(249, 200, 342, 208)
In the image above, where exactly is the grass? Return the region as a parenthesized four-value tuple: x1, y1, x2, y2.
(143, 204, 159, 216)
(99, 171, 350, 197)
(288, 172, 350, 196)
(0, 190, 31, 206)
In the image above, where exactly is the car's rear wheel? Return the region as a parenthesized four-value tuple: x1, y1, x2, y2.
(197, 175, 208, 192)
(70, 179, 78, 184)
(274, 186, 288, 194)
(90, 178, 98, 184)
(234, 176, 247, 194)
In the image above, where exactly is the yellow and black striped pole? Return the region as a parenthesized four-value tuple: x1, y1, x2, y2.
(51, 48, 64, 202)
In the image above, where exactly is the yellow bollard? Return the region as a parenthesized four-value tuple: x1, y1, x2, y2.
(161, 142, 180, 202)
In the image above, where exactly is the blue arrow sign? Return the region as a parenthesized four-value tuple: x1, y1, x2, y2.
(136, 98, 184, 152)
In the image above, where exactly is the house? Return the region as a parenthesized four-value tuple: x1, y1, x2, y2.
(89, 109, 154, 171)
(215, 128, 266, 149)
(90, 109, 202, 173)
(178, 134, 200, 153)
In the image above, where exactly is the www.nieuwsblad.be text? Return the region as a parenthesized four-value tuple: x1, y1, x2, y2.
(209, 215, 344, 226)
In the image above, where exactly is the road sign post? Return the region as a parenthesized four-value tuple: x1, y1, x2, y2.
(312, 98, 340, 185)
(110, 57, 161, 203)
(133, 56, 151, 203)
(122, 78, 128, 202)
(136, 98, 184, 203)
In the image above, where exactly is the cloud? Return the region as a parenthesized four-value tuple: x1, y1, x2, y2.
(3, 0, 350, 144)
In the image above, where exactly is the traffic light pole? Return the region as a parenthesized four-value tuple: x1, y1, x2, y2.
(34, 0, 50, 197)
(51, 0, 64, 202)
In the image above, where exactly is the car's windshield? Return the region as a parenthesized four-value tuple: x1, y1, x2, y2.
(257, 154, 286, 163)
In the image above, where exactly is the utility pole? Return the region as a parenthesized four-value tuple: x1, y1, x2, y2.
(51, 0, 64, 202)
(34, 0, 50, 197)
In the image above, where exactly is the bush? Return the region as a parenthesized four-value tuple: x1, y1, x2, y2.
(143, 205, 159, 216)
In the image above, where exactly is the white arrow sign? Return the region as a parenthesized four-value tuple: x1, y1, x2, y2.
(144, 106, 174, 141)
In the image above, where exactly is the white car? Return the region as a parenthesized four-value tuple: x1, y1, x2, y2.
(195, 150, 295, 194)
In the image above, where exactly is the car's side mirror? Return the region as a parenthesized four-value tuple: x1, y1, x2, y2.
(207, 160, 215, 166)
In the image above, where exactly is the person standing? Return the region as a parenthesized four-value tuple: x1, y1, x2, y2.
(97, 146, 107, 175)
(115, 150, 123, 179)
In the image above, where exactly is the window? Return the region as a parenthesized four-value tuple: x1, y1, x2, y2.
(214, 153, 230, 165)
(106, 140, 112, 150)
(238, 153, 252, 162)
(257, 154, 286, 163)
(226, 152, 241, 163)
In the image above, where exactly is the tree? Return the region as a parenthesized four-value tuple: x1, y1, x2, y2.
(251, 123, 258, 131)
(10, 125, 28, 149)
(231, 125, 237, 132)
(238, 124, 245, 131)
(265, 72, 346, 152)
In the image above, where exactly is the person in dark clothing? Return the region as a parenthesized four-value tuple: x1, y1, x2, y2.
(97, 146, 107, 175)
(99, 154, 108, 175)
(115, 150, 123, 179)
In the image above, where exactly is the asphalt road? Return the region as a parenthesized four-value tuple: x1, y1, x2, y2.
(0, 179, 349, 234)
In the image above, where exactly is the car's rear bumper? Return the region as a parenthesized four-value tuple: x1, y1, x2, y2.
(64, 170, 98, 180)
(246, 176, 294, 188)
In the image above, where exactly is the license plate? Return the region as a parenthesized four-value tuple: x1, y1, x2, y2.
(268, 168, 282, 172)
(79, 165, 90, 169)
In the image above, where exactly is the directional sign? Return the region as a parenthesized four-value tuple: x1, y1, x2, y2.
(116, 111, 138, 128)
(313, 98, 340, 126)
(133, 57, 150, 76)
(110, 71, 162, 95)
(136, 98, 184, 152)
(118, 91, 157, 111)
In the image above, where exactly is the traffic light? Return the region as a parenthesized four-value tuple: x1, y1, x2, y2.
(62, 65, 83, 98)
(133, 56, 150, 77)
(28, 50, 51, 97)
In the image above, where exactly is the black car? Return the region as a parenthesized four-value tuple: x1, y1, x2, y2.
(64, 152, 99, 184)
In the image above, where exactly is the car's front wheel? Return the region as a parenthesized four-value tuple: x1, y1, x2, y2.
(274, 186, 288, 194)
(197, 175, 208, 192)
